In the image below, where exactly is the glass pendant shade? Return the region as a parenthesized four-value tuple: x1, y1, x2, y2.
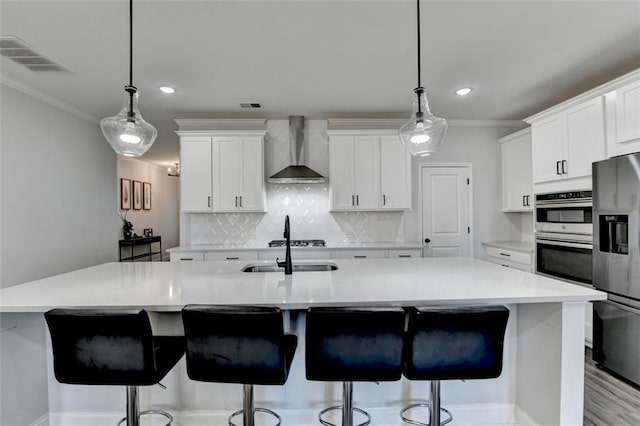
(399, 87, 448, 156)
(100, 90, 157, 157)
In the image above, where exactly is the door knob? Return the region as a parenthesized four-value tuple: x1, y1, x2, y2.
(424, 238, 431, 243)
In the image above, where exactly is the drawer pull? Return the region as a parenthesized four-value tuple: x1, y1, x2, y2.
(180, 258, 194, 261)
(226, 257, 240, 260)
(499, 252, 511, 257)
(502, 264, 510, 268)
(354, 255, 367, 258)
(399, 255, 412, 258)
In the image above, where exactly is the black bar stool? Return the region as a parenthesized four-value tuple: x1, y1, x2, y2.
(181, 305, 297, 426)
(305, 307, 406, 426)
(401, 306, 510, 426)
(44, 309, 185, 426)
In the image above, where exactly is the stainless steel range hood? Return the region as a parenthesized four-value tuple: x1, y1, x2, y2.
(269, 116, 326, 184)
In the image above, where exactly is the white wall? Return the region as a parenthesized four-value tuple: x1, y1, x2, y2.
(117, 157, 179, 258)
(0, 82, 118, 426)
(403, 125, 524, 257)
(1, 84, 118, 288)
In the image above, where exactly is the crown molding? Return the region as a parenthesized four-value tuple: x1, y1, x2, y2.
(525, 68, 640, 124)
(327, 118, 523, 130)
(174, 118, 267, 131)
(498, 126, 531, 144)
(0, 74, 100, 124)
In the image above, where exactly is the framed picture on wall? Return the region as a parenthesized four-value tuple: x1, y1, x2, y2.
(133, 180, 142, 210)
(143, 182, 152, 210)
(120, 178, 131, 210)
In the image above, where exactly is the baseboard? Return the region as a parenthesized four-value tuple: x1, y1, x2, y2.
(47, 404, 533, 425)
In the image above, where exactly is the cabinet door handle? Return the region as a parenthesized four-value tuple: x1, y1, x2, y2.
(356, 195, 359, 206)
(383, 194, 386, 206)
(562, 160, 567, 175)
(556, 161, 562, 175)
(522, 195, 526, 207)
(499, 252, 511, 257)
(352, 195, 355, 206)
(208, 196, 211, 208)
(526, 195, 530, 206)
(235, 196, 238, 207)
(239, 196, 242, 207)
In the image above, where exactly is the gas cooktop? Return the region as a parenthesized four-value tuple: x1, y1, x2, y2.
(268, 240, 326, 248)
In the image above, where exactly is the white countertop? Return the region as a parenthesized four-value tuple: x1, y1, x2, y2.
(482, 240, 535, 253)
(167, 242, 423, 252)
(0, 257, 604, 312)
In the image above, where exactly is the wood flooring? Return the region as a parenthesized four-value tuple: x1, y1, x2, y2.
(584, 347, 640, 425)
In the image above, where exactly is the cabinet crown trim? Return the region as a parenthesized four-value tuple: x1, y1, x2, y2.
(176, 130, 267, 138)
(327, 118, 523, 130)
(175, 118, 267, 131)
(525, 68, 640, 124)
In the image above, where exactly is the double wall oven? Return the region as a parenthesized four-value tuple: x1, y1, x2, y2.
(535, 191, 593, 286)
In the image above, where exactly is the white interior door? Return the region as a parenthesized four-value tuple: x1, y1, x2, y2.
(421, 166, 470, 257)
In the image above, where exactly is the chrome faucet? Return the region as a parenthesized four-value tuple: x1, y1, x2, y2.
(276, 215, 293, 275)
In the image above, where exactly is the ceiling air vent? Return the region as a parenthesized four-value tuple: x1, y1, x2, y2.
(0, 35, 71, 72)
(239, 102, 262, 109)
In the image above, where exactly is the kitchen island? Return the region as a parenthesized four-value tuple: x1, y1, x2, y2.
(0, 257, 605, 425)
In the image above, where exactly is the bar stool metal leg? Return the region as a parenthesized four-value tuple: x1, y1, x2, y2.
(318, 381, 371, 426)
(228, 384, 282, 426)
(118, 386, 174, 426)
(399, 381, 452, 426)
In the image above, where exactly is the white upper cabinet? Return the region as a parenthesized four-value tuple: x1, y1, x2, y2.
(178, 130, 266, 213)
(328, 131, 411, 211)
(180, 137, 213, 212)
(606, 79, 640, 157)
(212, 137, 265, 212)
(530, 97, 605, 188)
(500, 128, 532, 212)
(380, 135, 412, 209)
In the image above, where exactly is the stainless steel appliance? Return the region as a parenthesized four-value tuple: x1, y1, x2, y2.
(535, 191, 593, 286)
(592, 152, 640, 387)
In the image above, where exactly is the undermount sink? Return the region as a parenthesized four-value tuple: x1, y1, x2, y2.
(242, 262, 338, 273)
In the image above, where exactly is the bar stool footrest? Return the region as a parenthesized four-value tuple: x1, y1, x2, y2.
(400, 403, 452, 426)
(319, 405, 371, 426)
(228, 407, 282, 426)
(118, 409, 174, 426)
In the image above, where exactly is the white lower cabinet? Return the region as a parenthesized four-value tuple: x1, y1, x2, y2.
(204, 251, 260, 261)
(170, 252, 205, 261)
(333, 250, 387, 259)
(265, 249, 330, 261)
(484, 246, 533, 273)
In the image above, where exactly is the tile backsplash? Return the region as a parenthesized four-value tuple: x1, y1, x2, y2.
(189, 184, 405, 246)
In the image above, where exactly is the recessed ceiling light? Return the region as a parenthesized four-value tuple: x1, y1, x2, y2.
(456, 87, 473, 96)
(159, 86, 175, 94)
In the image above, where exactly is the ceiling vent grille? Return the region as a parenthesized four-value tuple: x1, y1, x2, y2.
(239, 102, 262, 109)
(0, 36, 71, 72)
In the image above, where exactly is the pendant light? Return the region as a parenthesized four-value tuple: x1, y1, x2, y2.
(399, 0, 447, 156)
(101, 0, 157, 157)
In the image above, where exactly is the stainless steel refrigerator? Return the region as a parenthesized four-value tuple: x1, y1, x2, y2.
(592, 152, 640, 387)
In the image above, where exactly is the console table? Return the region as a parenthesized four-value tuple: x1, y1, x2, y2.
(118, 236, 162, 262)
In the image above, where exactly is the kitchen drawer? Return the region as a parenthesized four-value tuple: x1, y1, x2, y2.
(485, 246, 531, 266)
(333, 249, 386, 259)
(170, 252, 205, 261)
(387, 249, 422, 258)
(205, 251, 260, 261)
(486, 256, 532, 272)
(263, 249, 331, 261)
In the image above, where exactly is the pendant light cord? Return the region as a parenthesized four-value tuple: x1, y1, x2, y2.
(126, 0, 135, 118)
(416, 0, 421, 89)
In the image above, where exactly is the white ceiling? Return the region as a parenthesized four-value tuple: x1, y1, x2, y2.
(1, 0, 639, 167)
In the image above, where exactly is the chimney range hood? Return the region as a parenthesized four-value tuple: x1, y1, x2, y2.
(269, 116, 326, 184)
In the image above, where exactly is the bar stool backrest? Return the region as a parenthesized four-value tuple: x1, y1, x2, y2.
(44, 309, 155, 385)
(181, 305, 289, 385)
(403, 306, 510, 381)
